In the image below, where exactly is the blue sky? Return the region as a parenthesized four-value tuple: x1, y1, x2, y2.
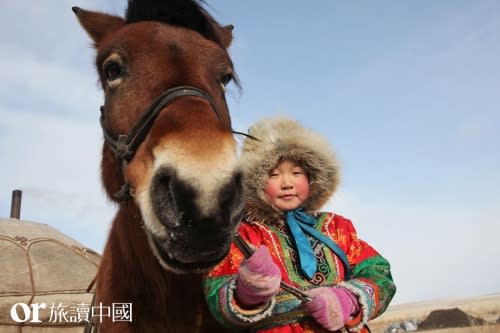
(0, 1, 499, 306)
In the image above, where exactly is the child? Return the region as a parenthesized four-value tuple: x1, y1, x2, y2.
(204, 117, 396, 332)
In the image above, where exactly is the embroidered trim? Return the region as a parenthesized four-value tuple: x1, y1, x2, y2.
(321, 213, 343, 283)
(251, 221, 287, 269)
(227, 278, 276, 323)
(344, 311, 364, 332)
(338, 281, 370, 332)
(323, 213, 335, 240)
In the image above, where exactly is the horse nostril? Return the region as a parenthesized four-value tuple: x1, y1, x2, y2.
(150, 167, 242, 233)
(151, 167, 199, 228)
(151, 168, 180, 228)
(152, 170, 171, 200)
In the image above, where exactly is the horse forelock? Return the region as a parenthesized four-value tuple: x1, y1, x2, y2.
(125, 0, 226, 48)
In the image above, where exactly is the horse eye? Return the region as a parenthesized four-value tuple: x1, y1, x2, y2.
(103, 61, 124, 82)
(221, 73, 232, 86)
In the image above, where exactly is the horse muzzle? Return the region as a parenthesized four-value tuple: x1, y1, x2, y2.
(144, 166, 243, 273)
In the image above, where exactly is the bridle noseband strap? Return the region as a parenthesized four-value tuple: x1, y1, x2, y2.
(100, 86, 222, 161)
(99, 86, 224, 201)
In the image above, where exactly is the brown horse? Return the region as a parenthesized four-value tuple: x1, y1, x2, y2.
(74, 1, 243, 332)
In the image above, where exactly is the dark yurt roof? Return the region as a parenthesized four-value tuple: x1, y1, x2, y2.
(418, 307, 486, 330)
(0, 217, 101, 332)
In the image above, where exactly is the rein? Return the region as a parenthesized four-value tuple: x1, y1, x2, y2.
(234, 234, 312, 303)
(99, 86, 225, 201)
(83, 277, 97, 333)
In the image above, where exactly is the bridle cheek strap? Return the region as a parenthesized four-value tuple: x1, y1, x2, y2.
(99, 86, 224, 201)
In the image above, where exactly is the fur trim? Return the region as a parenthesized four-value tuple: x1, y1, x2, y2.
(241, 117, 340, 225)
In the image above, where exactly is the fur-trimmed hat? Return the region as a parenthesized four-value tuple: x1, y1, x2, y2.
(241, 117, 340, 225)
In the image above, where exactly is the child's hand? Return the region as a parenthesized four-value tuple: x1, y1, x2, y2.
(235, 245, 281, 306)
(305, 287, 359, 331)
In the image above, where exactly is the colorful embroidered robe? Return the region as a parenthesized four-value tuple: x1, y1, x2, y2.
(204, 213, 396, 332)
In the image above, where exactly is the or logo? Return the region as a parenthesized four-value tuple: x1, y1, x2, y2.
(10, 303, 47, 323)
(10, 302, 132, 323)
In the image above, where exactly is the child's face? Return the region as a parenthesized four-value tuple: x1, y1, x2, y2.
(264, 160, 309, 211)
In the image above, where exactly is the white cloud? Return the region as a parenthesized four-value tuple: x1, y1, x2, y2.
(0, 107, 114, 252)
(0, 43, 101, 119)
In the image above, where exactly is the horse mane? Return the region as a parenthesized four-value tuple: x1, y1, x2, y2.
(125, 0, 226, 47)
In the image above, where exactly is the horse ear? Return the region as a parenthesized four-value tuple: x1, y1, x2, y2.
(219, 24, 234, 49)
(72, 7, 125, 44)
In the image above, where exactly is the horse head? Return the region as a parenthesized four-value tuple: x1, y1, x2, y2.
(74, 0, 243, 274)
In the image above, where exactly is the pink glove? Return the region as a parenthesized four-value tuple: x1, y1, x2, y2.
(305, 287, 359, 331)
(235, 246, 281, 306)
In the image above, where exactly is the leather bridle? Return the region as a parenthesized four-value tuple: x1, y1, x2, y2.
(87, 86, 258, 332)
(99, 85, 226, 201)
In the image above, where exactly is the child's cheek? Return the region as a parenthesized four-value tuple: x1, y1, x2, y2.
(263, 182, 279, 198)
(296, 178, 310, 197)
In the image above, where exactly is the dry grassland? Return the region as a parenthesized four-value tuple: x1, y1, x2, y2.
(414, 324, 500, 333)
(368, 294, 500, 333)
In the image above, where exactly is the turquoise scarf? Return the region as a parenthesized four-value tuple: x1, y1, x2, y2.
(285, 209, 350, 280)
